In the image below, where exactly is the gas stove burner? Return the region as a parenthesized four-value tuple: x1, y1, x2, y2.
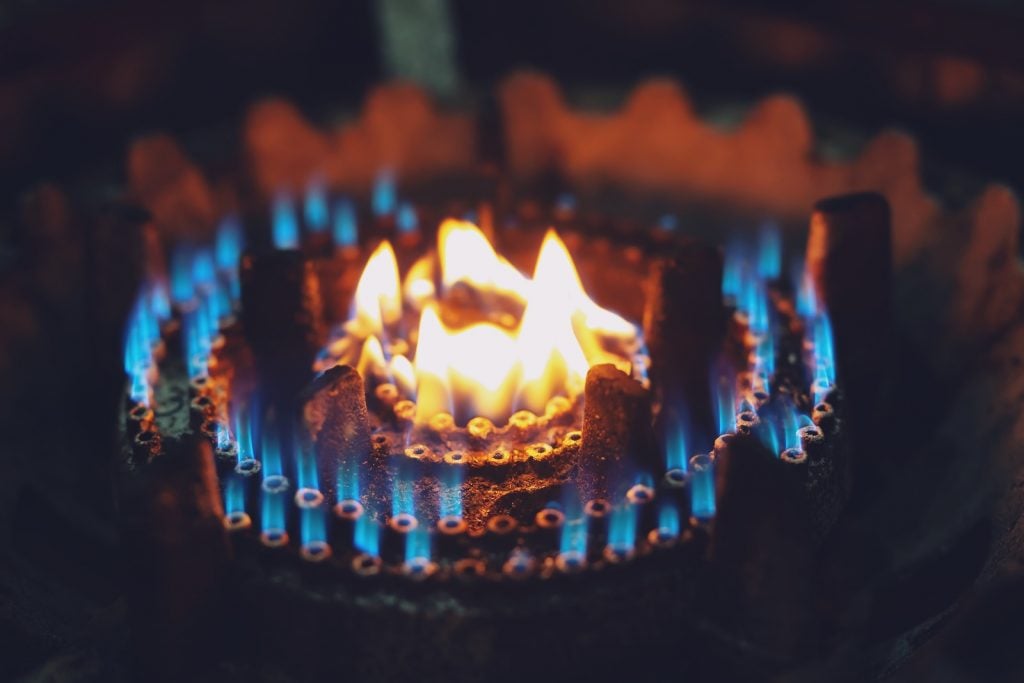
(122, 159, 862, 586)
(5, 0, 1024, 675)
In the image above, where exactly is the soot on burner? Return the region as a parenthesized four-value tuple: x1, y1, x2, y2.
(122, 177, 866, 583)
(117, 169, 894, 683)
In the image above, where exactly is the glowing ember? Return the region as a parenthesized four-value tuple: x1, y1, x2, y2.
(321, 219, 641, 424)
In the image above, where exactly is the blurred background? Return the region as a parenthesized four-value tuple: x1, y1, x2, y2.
(1, 0, 1022, 207)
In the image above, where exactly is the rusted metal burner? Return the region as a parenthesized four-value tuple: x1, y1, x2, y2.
(121, 168, 862, 584)
(109, 71, 1024, 683)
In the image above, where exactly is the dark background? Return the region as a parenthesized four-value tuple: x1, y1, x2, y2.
(1, 0, 1022, 207)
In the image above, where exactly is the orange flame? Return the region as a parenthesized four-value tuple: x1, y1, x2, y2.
(515, 230, 591, 413)
(438, 219, 530, 295)
(341, 219, 639, 424)
(352, 241, 401, 336)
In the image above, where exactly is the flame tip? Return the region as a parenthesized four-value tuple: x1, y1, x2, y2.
(343, 214, 640, 425)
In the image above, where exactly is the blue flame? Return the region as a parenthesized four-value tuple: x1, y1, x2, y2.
(332, 198, 358, 248)
(170, 246, 195, 305)
(232, 404, 253, 463)
(354, 514, 379, 556)
(813, 372, 830, 406)
(560, 518, 588, 556)
(182, 278, 226, 378)
(657, 214, 678, 232)
(812, 372, 829, 405)
(396, 201, 418, 235)
(793, 260, 819, 319)
(757, 221, 782, 280)
(713, 368, 737, 436)
(215, 421, 232, 450)
(214, 283, 233, 325)
(129, 373, 150, 406)
(812, 313, 835, 381)
(755, 331, 776, 378)
(462, 208, 478, 224)
(607, 504, 637, 554)
(261, 487, 287, 535)
(248, 399, 263, 448)
(780, 400, 801, 451)
(664, 408, 689, 472)
(142, 299, 160, 345)
(759, 417, 781, 456)
(632, 350, 651, 386)
(559, 488, 587, 555)
(301, 506, 327, 547)
(212, 282, 229, 326)
(125, 295, 155, 403)
(215, 215, 244, 271)
(372, 169, 397, 218)
(123, 294, 156, 385)
(183, 304, 211, 380)
(148, 280, 171, 322)
(272, 191, 300, 249)
(191, 248, 216, 293)
(304, 177, 329, 233)
(260, 428, 284, 478)
(196, 284, 223, 339)
(689, 454, 716, 520)
(225, 476, 245, 515)
(658, 501, 680, 537)
(722, 238, 749, 304)
(796, 413, 814, 447)
(808, 310, 836, 404)
(724, 237, 773, 338)
(744, 278, 770, 337)
(215, 215, 244, 301)
(391, 464, 415, 518)
(405, 524, 431, 562)
(440, 464, 463, 518)
(295, 437, 319, 491)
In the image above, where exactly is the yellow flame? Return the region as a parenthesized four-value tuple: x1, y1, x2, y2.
(515, 230, 592, 413)
(357, 335, 386, 381)
(345, 221, 638, 424)
(413, 306, 452, 421)
(353, 241, 402, 335)
(389, 354, 417, 397)
(438, 219, 530, 295)
(402, 254, 435, 311)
